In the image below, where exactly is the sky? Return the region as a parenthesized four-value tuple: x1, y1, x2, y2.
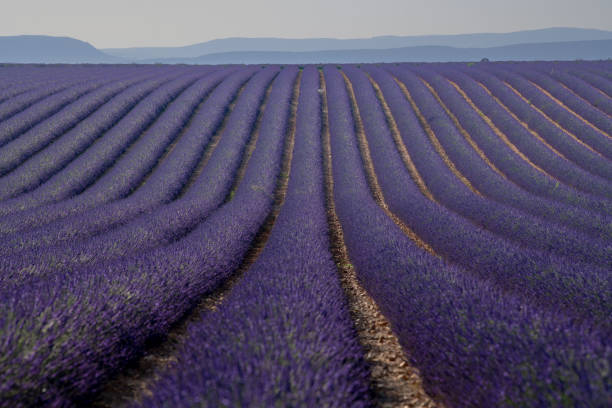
(1, 0, 611, 48)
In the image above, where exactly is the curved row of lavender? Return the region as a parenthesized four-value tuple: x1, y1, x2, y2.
(538, 66, 612, 116)
(0, 69, 207, 221)
(0, 72, 175, 199)
(0, 72, 174, 180)
(435, 65, 612, 213)
(0, 66, 281, 405)
(508, 65, 612, 136)
(324, 65, 610, 407)
(369, 65, 610, 264)
(0, 61, 609, 407)
(0, 67, 255, 257)
(461, 65, 612, 181)
(487, 67, 612, 160)
(406, 66, 611, 239)
(0, 65, 152, 106)
(0, 67, 137, 123)
(346, 65, 611, 333)
(138, 66, 372, 408)
(549, 63, 612, 102)
(0, 66, 277, 289)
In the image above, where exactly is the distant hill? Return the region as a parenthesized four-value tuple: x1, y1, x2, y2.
(143, 39, 612, 65)
(0, 35, 120, 63)
(2, 29, 611, 64)
(103, 27, 612, 61)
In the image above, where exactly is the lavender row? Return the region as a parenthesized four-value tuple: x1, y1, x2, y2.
(0, 72, 133, 148)
(0, 65, 161, 118)
(0, 72, 181, 200)
(461, 66, 612, 180)
(0, 68, 128, 123)
(324, 65, 611, 407)
(139, 66, 372, 407)
(0, 70, 208, 227)
(0, 67, 276, 289)
(0, 65, 138, 104)
(510, 65, 612, 135)
(0, 66, 192, 98)
(345, 66, 611, 334)
(402, 65, 612, 238)
(434, 65, 612, 213)
(523, 61, 612, 104)
(0, 68, 254, 256)
(483, 66, 612, 159)
(569, 65, 612, 96)
(121, 67, 253, 204)
(537, 65, 612, 116)
(0, 68, 61, 101)
(0, 66, 296, 407)
(422, 64, 612, 221)
(360, 66, 610, 265)
(0, 67, 251, 256)
(0, 81, 80, 123)
(0, 72, 170, 182)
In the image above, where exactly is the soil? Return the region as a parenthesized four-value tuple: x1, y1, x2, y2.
(321, 70, 439, 408)
(91, 71, 302, 407)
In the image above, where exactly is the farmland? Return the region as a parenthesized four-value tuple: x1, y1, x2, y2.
(0, 61, 610, 407)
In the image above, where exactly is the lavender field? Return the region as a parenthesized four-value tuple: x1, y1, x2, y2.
(0, 61, 610, 407)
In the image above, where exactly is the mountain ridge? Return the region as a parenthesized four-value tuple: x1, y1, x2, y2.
(1, 28, 611, 64)
(103, 27, 612, 61)
(141, 39, 612, 64)
(0, 35, 119, 63)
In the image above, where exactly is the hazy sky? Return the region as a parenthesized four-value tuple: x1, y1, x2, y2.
(1, 0, 611, 48)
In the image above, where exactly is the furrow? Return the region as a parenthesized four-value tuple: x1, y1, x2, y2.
(527, 78, 612, 138)
(418, 76, 510, 182)
(503, 80, 605, 157)
(321, 70, 438, 408)
(128, 75, 227, 194)
(174, 78, 250, 198)
(448, 79, 555, 180)
(476, 80, 570, 160)
(220, 69, 300, 277)
(366, 74, 437, 203)
(568, 68, 612, 98)
(392, 76, 483, 198)
(0, 74, 172, 200)
(223, 75, 275, 203)
(556, 80, 612, 118)
(0, 73, 203, 231)
(0, 70, 252, 256)
(93, 68, 302, 408)
(0, 79, 115, 149)
(342, 71, 436, 255)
